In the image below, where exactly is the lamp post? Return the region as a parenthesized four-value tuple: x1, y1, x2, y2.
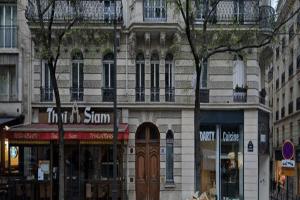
(112, 0, 118, 200)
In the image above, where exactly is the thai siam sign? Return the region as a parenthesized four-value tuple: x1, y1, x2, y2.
(47, 106, 110, 124)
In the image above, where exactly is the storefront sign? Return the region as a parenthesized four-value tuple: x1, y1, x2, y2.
(199, 131, 239, 142)
(47, 106, 111, 124)
(247, 141, 253, 152)
(200, 131, 215, 141)
(282, 140, 294, 160)
(222, 131, 239, 142)
(282, 159, 295, 168)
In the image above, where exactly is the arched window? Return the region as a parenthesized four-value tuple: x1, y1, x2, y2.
(102, 52, 115, 102)
(166, 130, 174, 184)
(136, 53, 145, 102)
(165, 53, 174, 102)
(71, 50, 84, 101)
(144, 0, 166, 21)
(151, 53, 160, 102)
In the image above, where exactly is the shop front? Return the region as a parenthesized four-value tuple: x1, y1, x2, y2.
(198, 111, 244, 200)
(1, 106, 128, 200)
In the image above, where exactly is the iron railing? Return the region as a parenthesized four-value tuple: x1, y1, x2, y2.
(150, 87, 160, 102)
(70, 87, 83, 101)
(40, 87, 53, 102)
(165, 87, 175, 102)
(196, 0, 258, 24)
(0, 25, 17, 48)
(102, 87, 114, 102)
(135, 87, 145, 102)
(233, 90, 247, 102)
(26, 0, 123, 23)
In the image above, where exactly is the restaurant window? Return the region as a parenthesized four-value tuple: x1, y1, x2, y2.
(151, 53, 160, 102)
(101, 145, 119, 179)
(199, 125, 243, 199)
(71, 50, 84, 101)
(102, 52, 115, 102)
(165, 53, 175, 102)
(166, 130, 174, 184)
(136, 53, 145, 102)
(0, 4, 17, 48)
(40, 60, 53, 102)
(0, 65, 16, 101)
(144, 0, 166, 21)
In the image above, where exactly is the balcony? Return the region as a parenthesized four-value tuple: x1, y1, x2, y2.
(281, 107, 285, 118)
(102, 87, 114, 102)
(70, 87, 83, 101)
(151, 87, 160, 102)
(0, 25, 17, 48)
(233, 88, 247, 103)
(136, 87, 145, 102)
(165, 87, 175, 102)
(200, 89, 209, 103)
(196, 0, 258, 24)
(297, 97, 300, 111)
(288, 101, 293, 114)
(40, 87, 53, 102)
(26, 0, 123, 23)
(259, 5, 275, 33)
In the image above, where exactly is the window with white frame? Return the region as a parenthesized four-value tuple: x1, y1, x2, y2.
(233, 55, 246, 89)
(165, 53, 174, 102)
(0, 4, 17, 48)
(144, 0, 166, 21)
(0, 65, 16, 101)
(102, 53, 115, 102)
(71, 50, 84, 101)
(136, 53, 145, 102)
(151, 53, 160, 102)
(166, 130, 174, 184)
(41, 60, 53, 101)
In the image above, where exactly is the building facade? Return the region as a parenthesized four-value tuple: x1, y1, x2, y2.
(269, 0, 300, 198)
(1, 0, 274, 200)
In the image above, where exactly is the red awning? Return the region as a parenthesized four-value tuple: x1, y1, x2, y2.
(5, 123, 129, 141)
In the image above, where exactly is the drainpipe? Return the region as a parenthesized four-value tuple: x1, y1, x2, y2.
(126, 34, 128, 96)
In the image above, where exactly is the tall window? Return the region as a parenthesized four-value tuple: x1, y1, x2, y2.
(165, 54, 174, 102)
(136, 53, 145, 102)
(102, 53, 115, 102)
(103, 0, 115, 22)
(151, 53, 160, 102)
(233, 55, 246, 89)
(0, 65, 16, 101)
(71, 50, 84, 101)
(166, 130, 174, 184)
(41, 61, 53, 101)
(144, 0, 166, 21)
(0, 4, 17, 48)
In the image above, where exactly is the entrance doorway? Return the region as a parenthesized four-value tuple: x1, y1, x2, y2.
(135, 123, 160, 200)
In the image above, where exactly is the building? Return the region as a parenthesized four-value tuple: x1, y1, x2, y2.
(269, 0, 300, 198)
(1, 0, 274, 199)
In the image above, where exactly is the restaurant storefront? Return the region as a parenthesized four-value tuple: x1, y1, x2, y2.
(1, 106, 128, 200)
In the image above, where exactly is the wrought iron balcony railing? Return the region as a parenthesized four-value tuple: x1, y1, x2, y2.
(165, 87, 175, 102)
(102, 87, 114, 102)
(151, 87, 160, 102)
(136, 87, 145, 102)
(0, 25, 17, 48)
(70, 87, 83, 101)
(259, 5, 275, 32)
(40, 87, 53, 102)
(26, 0, 123, 23)
(233, 89, 247, 102)
(196, 0, 258, 24)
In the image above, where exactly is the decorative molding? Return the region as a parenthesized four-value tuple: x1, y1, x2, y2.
(145, 32, 151, 59)
(128, 32, 136, 58)
(160, 32, 166, 59)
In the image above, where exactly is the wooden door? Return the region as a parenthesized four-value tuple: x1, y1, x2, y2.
(136, 124, 160, 200)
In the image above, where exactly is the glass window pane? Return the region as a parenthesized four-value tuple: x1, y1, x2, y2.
(9, 66, 16, 99)
(136, 63, 140, 87)
(165, 63, 169, 88)
(72, 63, 78, 88)
(104, 63, 109, 87)
(0, 6, 4, 25)
(0, 67, 8, 96)
(155, 64, 159, 87)
(79, 63, 83, 88)
(151, 64, 154, 88)
(166, 142, 173, 182)
(110, 63, 115, 88)
(141, 64, 145, 87)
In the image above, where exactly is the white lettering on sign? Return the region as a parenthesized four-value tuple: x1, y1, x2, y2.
(282, 159, 295, 168)
(200, 131, 215, 141)
(222, 132, 239, 142)
(47, 107, 110, 124)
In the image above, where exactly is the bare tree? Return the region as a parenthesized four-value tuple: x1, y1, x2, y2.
(175, 0, 300, 191)
(26, 0, 81, 199)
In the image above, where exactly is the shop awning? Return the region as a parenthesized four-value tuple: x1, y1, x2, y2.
(5, 123, 129, 141)
(0, 115, 24, 127)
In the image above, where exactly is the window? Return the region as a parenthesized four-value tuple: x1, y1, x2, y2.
(0, 65, 16, 101)
(144, 0, 166, 21)
(276, 47, 279, 60)
(165, 53, 174, 102)
(0, 4, 17, 48)
(281, 72, 285, 85)
(201, 59, 208, 88)
(40, 61, 53, 101)
(276, 128, 279, 146)
(151, 53, 160, 102)
(103, 0, 115, 22)
(102, 53, 115, 102)
(233, 55, 246, 89)
(71, 50, 84, 101)
(136, 53, 145, 102)
(166, 130, 174, 184)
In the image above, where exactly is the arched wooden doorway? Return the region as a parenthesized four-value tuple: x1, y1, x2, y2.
(135, 123, 160, 200)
